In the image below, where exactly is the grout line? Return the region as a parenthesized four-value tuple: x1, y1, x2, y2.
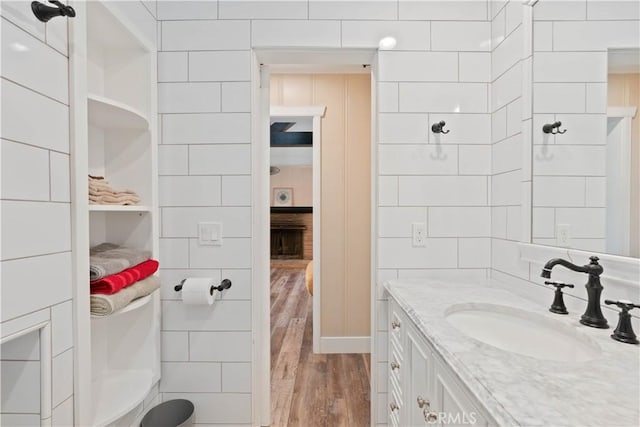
(0, 138, 69, 156)
(0, 198, 71, 205)
(1, 17, 66, 62)
(490, 59, 521, 85)
(1, 76, 69, 107)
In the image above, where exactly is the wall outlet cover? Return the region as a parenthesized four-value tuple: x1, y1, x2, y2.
(556, 224, 571, 247)
(412, 223, 427, 247)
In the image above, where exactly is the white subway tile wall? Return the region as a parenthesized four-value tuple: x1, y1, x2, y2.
(157, 2, 497, 423)
(1, 2, 157, 425)
(52, 349, 73, 408)
(1, 0, 632, 424)
(1, 3, 73, 423)
(529, 0, 639, 253)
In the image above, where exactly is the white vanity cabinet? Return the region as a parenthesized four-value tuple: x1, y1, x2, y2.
(388, 298, 493, 427)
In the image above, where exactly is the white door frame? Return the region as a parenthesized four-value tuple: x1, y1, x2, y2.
(606, 106, 638, 255)
(251, 48, 379, 427)
(271, 105, 326, 356)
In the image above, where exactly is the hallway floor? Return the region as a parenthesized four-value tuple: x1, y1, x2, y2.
(270, 261, 371, 427)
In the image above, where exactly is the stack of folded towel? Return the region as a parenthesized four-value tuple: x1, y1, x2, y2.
(89, 175, 140, 205)
(89, 243, 160, 316)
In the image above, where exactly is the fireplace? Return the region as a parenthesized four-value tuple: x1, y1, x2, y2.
(270, 223, 306, 259)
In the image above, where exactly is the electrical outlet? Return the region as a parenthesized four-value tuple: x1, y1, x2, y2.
(412, 223, 427, 247)
(556, 224, 570, 247)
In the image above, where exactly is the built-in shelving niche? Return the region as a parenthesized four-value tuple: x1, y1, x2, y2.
(76, 1, 160, 426)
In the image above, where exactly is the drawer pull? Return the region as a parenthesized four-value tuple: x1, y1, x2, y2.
(416, 396, 430, 409)
(391, 320, 401, 330)
(424, 411, 438, 423)
(389, 402, 399, 412)
(390, 361, 400, 371)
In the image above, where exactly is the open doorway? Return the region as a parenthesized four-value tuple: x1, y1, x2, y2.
(264, 66, 374, 425)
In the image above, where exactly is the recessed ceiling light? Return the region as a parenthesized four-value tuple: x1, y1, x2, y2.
(378, 36, 397, 50)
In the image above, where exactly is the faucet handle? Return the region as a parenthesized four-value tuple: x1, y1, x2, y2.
(604, 300, 640, 345)
(544, 281, 574, 290)
(604, 299, 640, 312)
(544, 281, 574, 314)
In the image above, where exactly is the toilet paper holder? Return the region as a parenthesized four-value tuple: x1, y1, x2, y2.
(174, 278, 232, 296)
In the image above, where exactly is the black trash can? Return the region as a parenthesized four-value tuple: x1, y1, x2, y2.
(141, 399, 195, 427)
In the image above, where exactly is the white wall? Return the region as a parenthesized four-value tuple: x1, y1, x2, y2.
(1, 2, 74, 423)
(156, 1, 493, 425)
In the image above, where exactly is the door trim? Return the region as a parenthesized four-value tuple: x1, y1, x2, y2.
(251, 48, 378, 427)
(271, 105, 326, 354)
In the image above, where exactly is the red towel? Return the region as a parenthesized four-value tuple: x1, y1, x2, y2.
(90, 259, 159, 295)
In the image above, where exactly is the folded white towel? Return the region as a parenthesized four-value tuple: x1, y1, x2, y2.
(90, 275, 160, 316)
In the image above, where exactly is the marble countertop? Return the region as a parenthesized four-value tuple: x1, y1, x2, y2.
(384, 278, 640, 427)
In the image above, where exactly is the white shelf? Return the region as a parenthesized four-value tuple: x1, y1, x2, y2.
(91, 370, 153, 427)
(89, 205, 151, 213)
(88, 94, 149, 130)
(91, 293, 153, 319)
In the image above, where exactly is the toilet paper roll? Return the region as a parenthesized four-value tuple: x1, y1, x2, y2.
(180, 278, 217, 305)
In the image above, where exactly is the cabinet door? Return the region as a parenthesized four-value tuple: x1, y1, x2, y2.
(388, 299, 405, 426)
(432, 358, 489, 427)
(405, 326, 436, 426)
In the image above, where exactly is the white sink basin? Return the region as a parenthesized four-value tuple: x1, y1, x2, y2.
(445, 303, 601, 362)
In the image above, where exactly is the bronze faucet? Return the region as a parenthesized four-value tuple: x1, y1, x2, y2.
(541, 256, 609, 329)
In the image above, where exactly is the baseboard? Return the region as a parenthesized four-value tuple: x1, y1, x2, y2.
(319, 336, 371, 354)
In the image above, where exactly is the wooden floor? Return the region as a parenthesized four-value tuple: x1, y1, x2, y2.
(270, 262, 371, 427)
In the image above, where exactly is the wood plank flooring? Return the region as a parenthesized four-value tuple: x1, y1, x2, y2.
(270, 263, 371, 427)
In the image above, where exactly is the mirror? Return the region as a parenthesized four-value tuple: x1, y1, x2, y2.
(530, 3, 639, 257)
(270, 115, 313, 207)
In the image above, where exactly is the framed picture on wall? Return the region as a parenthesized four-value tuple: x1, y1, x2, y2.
(273, 187, 293, 206)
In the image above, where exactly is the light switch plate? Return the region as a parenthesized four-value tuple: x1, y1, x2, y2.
(198, 222, 222, 246)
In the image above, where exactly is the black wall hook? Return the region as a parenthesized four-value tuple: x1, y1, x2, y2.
(431, 120, 450, 134)
(31, 0, 76, 22)
(542, 121, 567, 135)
